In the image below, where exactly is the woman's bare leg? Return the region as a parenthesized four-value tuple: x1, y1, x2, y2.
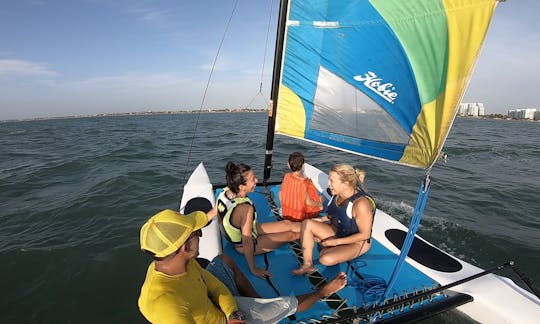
(253, 232, 298, 254)
(235, 231, 299, 256)
(258, 219, 301, 234)
(292, 219, 335, 275)
(318, 241, 371, 266)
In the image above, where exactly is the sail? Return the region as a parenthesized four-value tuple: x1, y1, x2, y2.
(275, 0, 498, 169)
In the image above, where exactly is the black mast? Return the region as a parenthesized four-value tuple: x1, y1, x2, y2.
(263, 0, 289, 183)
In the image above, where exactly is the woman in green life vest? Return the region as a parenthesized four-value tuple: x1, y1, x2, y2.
(217, 162, 301, 279)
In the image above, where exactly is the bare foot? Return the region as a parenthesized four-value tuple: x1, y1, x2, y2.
(292, 264, 317, 276)
(320, 272, 347, 297)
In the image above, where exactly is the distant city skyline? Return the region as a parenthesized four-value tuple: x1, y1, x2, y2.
(1, 0, 539, 120)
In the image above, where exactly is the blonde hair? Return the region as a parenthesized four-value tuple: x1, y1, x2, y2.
(330, 163, 366, 191)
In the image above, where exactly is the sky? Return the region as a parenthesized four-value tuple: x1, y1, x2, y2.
(0, 0, 539, 120)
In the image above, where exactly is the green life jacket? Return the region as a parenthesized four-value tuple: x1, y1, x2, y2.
(217, 189, 258, 244)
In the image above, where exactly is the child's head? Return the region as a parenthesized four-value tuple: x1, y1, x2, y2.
(288, 151, 305, 172)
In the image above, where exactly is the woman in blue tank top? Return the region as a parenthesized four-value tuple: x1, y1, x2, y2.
(292, 164, 376, 276)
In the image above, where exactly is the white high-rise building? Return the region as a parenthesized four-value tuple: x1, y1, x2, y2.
(508, 108, 539, 120)
(458, 103, 485, 117)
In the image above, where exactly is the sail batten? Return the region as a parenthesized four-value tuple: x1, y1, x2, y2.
(275, 0, 498, 169)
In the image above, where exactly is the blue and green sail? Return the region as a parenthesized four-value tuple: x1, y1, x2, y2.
(275, 0, 498, 169)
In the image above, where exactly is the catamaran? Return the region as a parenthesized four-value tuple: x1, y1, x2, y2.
(180, 0, 540, 322)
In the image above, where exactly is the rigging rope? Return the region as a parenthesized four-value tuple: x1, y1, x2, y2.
(178, 1, 276, 211)
(346, 259, 387, 303)
(244, 0, 276, 110)
(177, 0, 239, 211)
(379, 173, 432, 303)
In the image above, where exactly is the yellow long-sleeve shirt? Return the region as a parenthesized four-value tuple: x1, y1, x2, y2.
(138, 259, 238, 324)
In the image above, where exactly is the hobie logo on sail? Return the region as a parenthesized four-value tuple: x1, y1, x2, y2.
(354, 72, 397, 104)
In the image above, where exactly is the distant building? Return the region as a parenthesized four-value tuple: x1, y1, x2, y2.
(508, 108, 539, 120)
(458, 103, 485, 117)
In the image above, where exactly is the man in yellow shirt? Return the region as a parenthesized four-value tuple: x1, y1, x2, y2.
(138, 209, 245, 324)
(138, 208, 348, 323)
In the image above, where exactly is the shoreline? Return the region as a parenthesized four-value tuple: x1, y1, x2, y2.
(3, 109, 539, 123)
(0, 108, 266, 123)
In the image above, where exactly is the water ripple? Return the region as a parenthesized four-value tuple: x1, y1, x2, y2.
(0, 114, 539, 323)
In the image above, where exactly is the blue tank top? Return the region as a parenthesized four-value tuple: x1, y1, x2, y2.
(327, 190, 376, 238)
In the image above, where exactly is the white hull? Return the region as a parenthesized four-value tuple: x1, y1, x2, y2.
(179, 162, 222, 261)
(372, 210, 540, 323)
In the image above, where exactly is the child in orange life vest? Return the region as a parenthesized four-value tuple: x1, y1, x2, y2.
(279, 152, 323, 221)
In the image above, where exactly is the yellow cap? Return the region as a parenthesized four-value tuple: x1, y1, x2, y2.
(140, 209, 208, 258)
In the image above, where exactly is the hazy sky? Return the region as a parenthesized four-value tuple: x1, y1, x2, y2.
(1, 0, 538, 120)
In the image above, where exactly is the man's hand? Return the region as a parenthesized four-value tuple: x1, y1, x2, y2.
(207, 205, 218, 220)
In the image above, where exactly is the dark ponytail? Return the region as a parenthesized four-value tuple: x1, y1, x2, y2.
(225, 162, 252, 194)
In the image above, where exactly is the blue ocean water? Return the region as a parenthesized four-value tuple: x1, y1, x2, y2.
(0, 113, 538, 323)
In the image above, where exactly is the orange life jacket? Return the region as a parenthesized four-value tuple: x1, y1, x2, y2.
(279, 173, 322, 221)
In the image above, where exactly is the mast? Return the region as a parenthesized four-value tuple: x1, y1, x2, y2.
(263, 0, 289, 183)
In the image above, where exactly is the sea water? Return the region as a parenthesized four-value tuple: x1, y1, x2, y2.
(1, 113, 538, 323)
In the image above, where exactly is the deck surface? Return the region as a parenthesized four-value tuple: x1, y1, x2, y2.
(217, 186, 440, 323)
